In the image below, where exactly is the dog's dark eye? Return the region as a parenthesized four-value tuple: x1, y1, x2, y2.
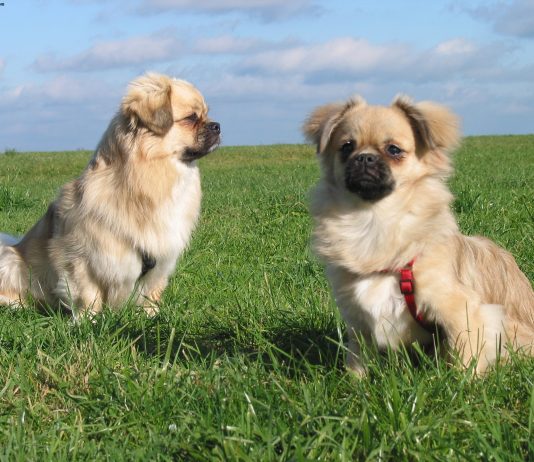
(386, 144, 403, 157)
(184, 113, 199, 123)
(340, 140, 355, 161)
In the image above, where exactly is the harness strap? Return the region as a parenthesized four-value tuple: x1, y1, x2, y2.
(398, 259, 426, 325)
(382, 258, 435, 332)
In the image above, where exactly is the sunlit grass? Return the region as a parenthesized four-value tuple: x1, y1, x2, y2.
(0, 137, 533, 460)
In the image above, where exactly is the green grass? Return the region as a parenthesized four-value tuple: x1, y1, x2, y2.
(0, 138, 533, 461)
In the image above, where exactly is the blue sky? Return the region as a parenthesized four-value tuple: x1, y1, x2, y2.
(1, 0, 533, 151)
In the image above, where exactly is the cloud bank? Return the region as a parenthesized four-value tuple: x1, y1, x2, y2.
(33, 33, 181, 73)
(138, 0, 322, 20)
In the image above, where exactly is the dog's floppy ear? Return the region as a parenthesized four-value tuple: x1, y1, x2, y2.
(303, 96, 366, 153)
(393, 95, 461, 155)
(122, 73, 174, 135)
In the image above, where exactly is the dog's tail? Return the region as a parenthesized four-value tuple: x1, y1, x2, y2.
(0, 233, 26, 306)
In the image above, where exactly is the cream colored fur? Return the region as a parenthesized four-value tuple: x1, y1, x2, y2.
(0, 73, 220, 318)
(304, 95, 534, 374)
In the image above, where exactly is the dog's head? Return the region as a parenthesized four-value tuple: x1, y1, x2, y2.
(303, 96, 460, 201)
(120, 73, 220, 162)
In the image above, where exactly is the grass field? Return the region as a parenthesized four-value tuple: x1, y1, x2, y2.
(0, 137, 533, 461)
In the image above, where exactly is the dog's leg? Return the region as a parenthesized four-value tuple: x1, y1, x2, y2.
(415, 251, 507, 374)
(345, 328, 369, 376)
(433, 293, 505, 373)
(54, 271, 104, 319)
(326, 265, 375, 376)
(505, 319, 534, 355)
(77, 288, 103, 318)
(139, 282, 166, 317)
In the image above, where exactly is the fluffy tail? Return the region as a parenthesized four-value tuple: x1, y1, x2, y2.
(0, 233, 26, 306)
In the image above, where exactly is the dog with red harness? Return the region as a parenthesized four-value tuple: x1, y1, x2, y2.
(304, 95, 534, 375)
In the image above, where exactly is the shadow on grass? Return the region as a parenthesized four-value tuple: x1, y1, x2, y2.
(121, 317, 347, 375)
(103, 309, 447, 379)
(9, 302, 448, 379)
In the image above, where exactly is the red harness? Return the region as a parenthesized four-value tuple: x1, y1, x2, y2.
(382, 258, 434, 331)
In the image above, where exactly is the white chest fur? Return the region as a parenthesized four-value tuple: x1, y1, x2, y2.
(146, 161, 202, 258)
(327, 265, 433, 349)
(156, 163, 201, 253)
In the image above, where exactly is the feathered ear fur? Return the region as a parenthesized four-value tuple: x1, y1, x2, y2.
(121, 73, 174, 135)
(393, 95, 461, 156)
(303, 96, 366, 153)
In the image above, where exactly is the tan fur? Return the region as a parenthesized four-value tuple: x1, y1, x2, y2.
(303, 96, 366, 154)
(305, 96, 534, 375)
(0, 73, 220, 318)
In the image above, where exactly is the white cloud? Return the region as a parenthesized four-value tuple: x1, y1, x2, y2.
(201, 73, 346, 100)
(138, 0, 322, 20)
(236, 37, 519, 84)
(33, 33, 181, 72)
(0, 75, 124, 150)
(193, 35, 299, 55)
(0, 58, 5, 75)
(0, 75, 119, 109)
(415, 39, 515, 81)
(239, 38, 411, 76)
(194, 35, 268, 54)
(434, 38, 477, 55)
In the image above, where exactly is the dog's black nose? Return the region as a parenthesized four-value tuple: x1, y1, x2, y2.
(207, 122, 221, 134)
(355, 153, 377, 164)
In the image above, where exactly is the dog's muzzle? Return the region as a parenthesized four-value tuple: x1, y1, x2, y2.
(182, 121, 221, 161)
(345, 153, 395, 201)
(207, 122, 220, 135)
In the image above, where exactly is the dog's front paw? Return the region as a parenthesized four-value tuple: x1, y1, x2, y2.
(140, 285, 165, 317)
(346, 363, 368, 378)
(346, 352, 368, 378)
(142, 301, 160, 318)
